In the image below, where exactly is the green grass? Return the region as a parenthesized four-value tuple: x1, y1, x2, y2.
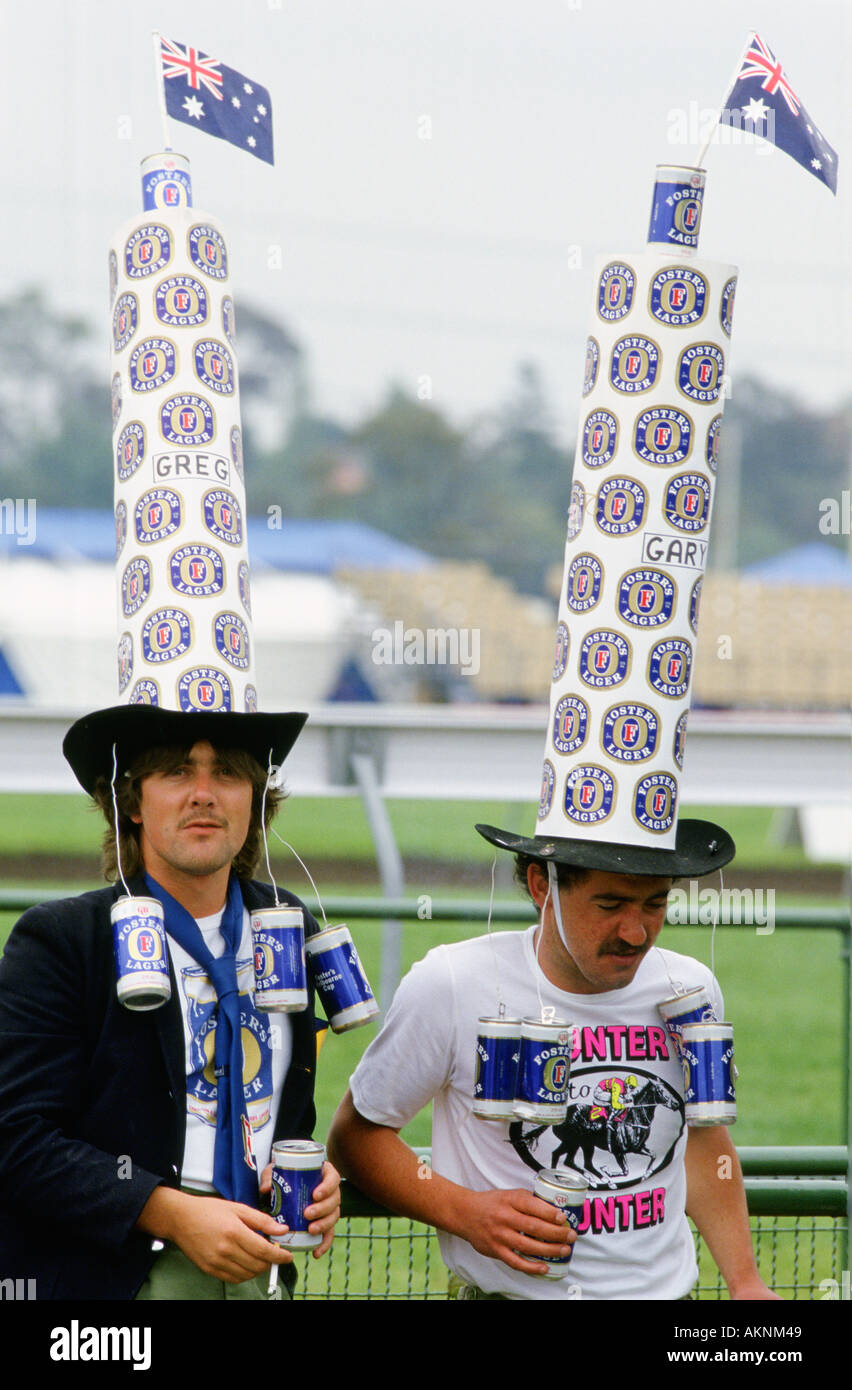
(0, 794, 835, 868)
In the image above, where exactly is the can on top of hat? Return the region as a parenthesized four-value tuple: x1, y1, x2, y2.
(657, 985, 716, 1051)
(530, 1168, 588, 1278)
(304, 924, 379, 1033)
(251, 905, 307, 1013)
(110, 895, 171, 1011)
(141, 152, 193, 211)
(473, 1016, 522, 1121)
(269, 1140, 326, 1248)
(680, 1021, 736, 1126)
(647, 165, 706, 252)
(513, 1018, 573, 1124)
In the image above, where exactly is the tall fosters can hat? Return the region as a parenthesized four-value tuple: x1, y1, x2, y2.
(476, 166, 736, 880)
(63, 154, 308, 792)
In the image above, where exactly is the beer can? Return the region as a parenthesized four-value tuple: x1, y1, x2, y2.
(251, 905, 307, 1013)
(680, 1021, 736, 1126)
(513, 1018, 573, 1124)
(472, 1017, 522, 1120)
(111, 896, 171, 1011)
(269, 1140, 325, 1249)
(141, 152, 193, 211)
(657, 986, 716, 1052)
(647, 165, 705, 251)
(530, 1169, 588, 1278)
(304, 925, 379, 1032)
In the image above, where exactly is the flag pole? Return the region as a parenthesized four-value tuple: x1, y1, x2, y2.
(694, 30, 755, 169)
(152, 30, 172, 150)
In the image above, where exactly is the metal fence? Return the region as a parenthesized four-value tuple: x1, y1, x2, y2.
(294, 1147, 848, 1301)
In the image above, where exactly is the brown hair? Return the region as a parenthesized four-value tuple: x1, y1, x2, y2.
(513, 852, 591, 900)
(92, 743, 284, 884)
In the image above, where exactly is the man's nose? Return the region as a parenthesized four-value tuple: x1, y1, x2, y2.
(616, 908, 648, 945)
(189, 771, 215, 802)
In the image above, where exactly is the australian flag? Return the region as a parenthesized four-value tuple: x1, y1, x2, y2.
(160, 37, 273, 165)
(719, 33, 837, 194)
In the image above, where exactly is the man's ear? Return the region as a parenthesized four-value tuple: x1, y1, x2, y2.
(526, 861, 550, 909)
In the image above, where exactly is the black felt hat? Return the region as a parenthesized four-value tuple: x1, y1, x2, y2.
(475, 817, 735, 878)
(63, 703, 307, 795)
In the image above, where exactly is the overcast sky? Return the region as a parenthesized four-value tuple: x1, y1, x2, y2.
(1, 0, 848, 444)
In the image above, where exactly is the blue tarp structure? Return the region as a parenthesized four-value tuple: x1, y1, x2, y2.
(742, 543, 852, 587)
(0, 508, 432, 575)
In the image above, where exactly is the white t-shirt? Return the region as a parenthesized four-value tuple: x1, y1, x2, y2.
(350, 927, 724, 1301)
(167, 908, 294, 1190)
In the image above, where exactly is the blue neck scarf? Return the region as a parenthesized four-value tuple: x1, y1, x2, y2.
(144, 872, 258, 1206)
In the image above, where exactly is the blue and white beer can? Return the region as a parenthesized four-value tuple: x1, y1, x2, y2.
(111, 895, 171, 1011)
(269, 1140, 325, 1248)
(141, 152, 193, 211)
(251, 905, 307, 1013)
(473, 1017, 522, 1120)
(513, 1018, 573, 1124)
(657, 986, 716, 1051)
(681, 1021, 737, 1126)
(304, 924, 379, 1032)
(531, 1169, 588, 1278)
(647, 165, 705, 252)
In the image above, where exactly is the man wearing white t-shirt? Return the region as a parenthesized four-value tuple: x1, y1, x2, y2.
(0, 708, 340, 1300)
(329, 825, 778, 1301)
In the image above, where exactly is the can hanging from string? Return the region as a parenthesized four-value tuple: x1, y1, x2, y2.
(111, 895, 171, 1010)
(473, 1016, 522, 1120)
(251, 905, 307, 1012)
(513, 1018, 573, 1124)
(304, 924, 379, 1032)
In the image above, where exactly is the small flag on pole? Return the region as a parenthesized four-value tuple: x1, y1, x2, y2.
(159, 36, 274, 165)
(718, 33, 837, 193)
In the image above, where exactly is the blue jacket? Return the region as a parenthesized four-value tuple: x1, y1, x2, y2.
(0, 876, 319, 1300)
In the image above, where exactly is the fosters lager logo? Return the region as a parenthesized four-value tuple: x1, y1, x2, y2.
(564, 765, 615, 826)
(141, 608, 193, 664)
(194, 340, 235, 395)
(601, 702, 659, 763)
(664, 473, 712, 532)
(633, 407, 693, 467)
(125, 225, 172, 278)
(595, 477, 646, 536)
(170, 544, 225, 598)
(116, 422, 146, 481)
(579, 630, 631, 690)
(113, 293, 138, 350)
(188, 224, 228, 279)
(648, 638, 692, 700)
(135, 489, 183, 544)
(178, 667, 232, 711)
(203, 490, 243, 546)
(129, 337, 177, 393)
(633, 772, 678, 834)
(649, 266, 707, 327)
(566, 553, 603, 614)
(610, 336, 660, 394)
(677, 344, 724, 403)
(160, 394, 215, 446)
(616, 568, 676, 628)
(597, 262, 635, 322)
(155, 275, 209, 327)
(582, 410, 619, 468)
(552, 695, 589, 755)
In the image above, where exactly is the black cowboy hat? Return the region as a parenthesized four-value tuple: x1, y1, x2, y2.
(63, 704, 308, 796)
(475, 817, 735, 878)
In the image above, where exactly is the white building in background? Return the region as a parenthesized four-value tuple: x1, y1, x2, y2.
(0, 509, 432, 710)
